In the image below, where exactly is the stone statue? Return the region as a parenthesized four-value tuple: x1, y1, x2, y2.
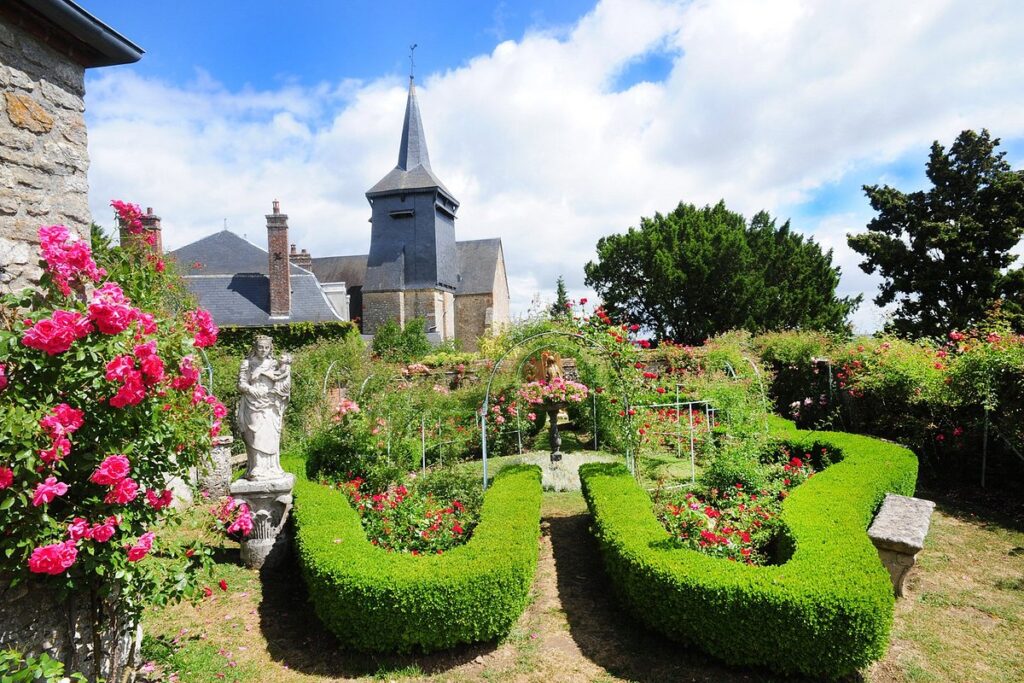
(236, 335, 291, 481)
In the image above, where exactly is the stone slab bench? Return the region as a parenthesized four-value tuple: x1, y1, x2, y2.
(868, 493, 935, 597)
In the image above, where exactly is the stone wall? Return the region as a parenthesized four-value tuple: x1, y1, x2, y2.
(362, 290, 404, 335)
(455, 292, 494, 352)
(0, 19, 90, 291)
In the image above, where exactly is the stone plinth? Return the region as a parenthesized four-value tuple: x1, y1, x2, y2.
(199, 435, 234, 498)
(867, 493, 935, 597)
(230, 473, 294, 569)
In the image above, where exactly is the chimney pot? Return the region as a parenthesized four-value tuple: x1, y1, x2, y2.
(290, 244, 297, 254)
(272, 199, 280, 214)
(146, 207, 153, 215)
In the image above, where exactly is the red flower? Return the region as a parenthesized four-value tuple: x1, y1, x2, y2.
(28, 540, 78, 575)
(22, 310, 92, 355)
(219, 579, 228, 591)
(126, 531, 155, 562)
(0, 467, 13, 489)
(32, 476, 69, 506)
(90, 454, 131, 485)
(202, 586, 213, 598)
(88, 283, 138, 335)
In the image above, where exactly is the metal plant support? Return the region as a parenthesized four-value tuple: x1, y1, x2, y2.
(479, 331, 627, 490)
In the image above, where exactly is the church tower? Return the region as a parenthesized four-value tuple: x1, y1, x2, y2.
(362, 76, 459, 339)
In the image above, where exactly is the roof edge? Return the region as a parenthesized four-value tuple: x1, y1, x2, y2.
(7, 0, 143, 67)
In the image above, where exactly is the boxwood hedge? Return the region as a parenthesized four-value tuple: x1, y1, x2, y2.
(579, 419, 918, 678)
(292, 464, 542, 652)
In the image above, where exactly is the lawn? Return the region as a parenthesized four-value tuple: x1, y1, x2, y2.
(140, 480, 1023, 682)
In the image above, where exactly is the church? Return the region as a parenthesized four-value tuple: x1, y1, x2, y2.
(169, 76, 510, 351)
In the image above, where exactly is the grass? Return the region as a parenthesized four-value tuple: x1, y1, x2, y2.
(140, 476, 1024, 682)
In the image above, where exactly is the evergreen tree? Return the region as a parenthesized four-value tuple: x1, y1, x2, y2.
(848, 129, 1024, 337)
(550, 275, 570, 318)
(583, 201, 857, 343)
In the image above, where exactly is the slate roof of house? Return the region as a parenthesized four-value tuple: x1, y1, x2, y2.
(308, 239, 504, 296)
(456, 239, 504, 295)
(310, 254, 368, 288)
(168, 230, 341, 326)
(366, 78, 457, 203)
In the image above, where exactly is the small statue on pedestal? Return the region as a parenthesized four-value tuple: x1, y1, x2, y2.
(231, 335, 295, 569)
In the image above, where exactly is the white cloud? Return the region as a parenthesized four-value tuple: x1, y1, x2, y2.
(85, 0, 1024, 331)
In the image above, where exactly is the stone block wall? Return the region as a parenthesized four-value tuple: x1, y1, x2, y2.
(455, 293, 494, 352)
(362, 290, 404, 335)
(0, 20, 90, 291)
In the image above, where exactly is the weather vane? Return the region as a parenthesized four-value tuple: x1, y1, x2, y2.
(409, 43, 417, 80)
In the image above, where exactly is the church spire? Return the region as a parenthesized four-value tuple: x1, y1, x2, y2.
(397, 76, 431, 171)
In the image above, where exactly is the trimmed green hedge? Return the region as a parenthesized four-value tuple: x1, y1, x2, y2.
(580, 418, 918, 678)
(216, 321, 356, 354)
(292, 464, 542, 652)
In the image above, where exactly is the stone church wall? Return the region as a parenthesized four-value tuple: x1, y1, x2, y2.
(455, 293, 494, 352)
(0, 19, 91, 291)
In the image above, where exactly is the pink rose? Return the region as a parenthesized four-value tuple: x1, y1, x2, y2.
(90, 516, 119, 543)
(226, 503, 253, 537)
(109, 372, 146, 408)
(185, 308, 218, 348)
(40, 403, 85, 439)
(88, 282, 138, 335)
(0, 363, 7, 391)
(28, 539, 78, 575)
(145, 488, 173, 510)
(38, 225, 106, 296)
(135, 312, 158, 336)
(90, 455, 131, 485)
(170, 356, 199, 391)
(103, 477, 139, 504)
(21, 310, 92, 355)
(126, 531, 155, 562)
(0, 466, 13, 489)
(38, 436, 72, 465)
(67, 517, 92, 541)
(32, 476, 69, 506)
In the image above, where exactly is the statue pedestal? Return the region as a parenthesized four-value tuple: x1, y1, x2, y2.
(199, 435, 234, 498)
(229, 473, 294, 570)
(544, 402, 568, 463)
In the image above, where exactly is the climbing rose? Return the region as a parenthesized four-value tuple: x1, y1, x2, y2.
(171, 356, 200, 391)
(0, 466, 13, 489)
(88, 282, 138, 335)
(133, 341, 165, 385)
(185, 308, 218, 348)
(0, 363, 7, 391)
(226, 503, 253, 537)
(110, 200, 144, 234)
(21, 310, 92, 355)
(40, 403, 85, 439)
(104, 477, 139, 504)
(67, 517, 92, 541)
(38, 225, 106, 296)
(89, 516, 119, 543)
(28, 540, 78, 575)
(126, 531, 155, 562)
(145, 488, 174, 510)
(32, 476, 69, 506)
(90, 454, 131, 485)
(38, 437, 71, 465)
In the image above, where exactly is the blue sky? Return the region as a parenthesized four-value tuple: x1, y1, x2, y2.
(82, 0, 1024, 333)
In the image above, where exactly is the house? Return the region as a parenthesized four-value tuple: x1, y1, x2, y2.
(0, 0, 141, 292)
(165, 202, 342, 326)
(311, 76, 510, 350)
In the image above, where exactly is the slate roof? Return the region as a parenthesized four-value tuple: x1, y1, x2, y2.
(456, 239, 504, 295)
(168, 230, 341, 326)
(366, 78, 457, 202)
(308, 239, 504, 296)
(310, 254, 368, 287)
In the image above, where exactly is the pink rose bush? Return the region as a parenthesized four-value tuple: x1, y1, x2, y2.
(1, 207, 219, 634)
(210, 497, 254, 540)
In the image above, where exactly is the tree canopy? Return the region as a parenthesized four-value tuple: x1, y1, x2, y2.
(584, 201, 858, 344)
(848, 129, 1024, 337)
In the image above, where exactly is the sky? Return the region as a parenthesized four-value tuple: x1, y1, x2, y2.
(82, 0, 1024, 333)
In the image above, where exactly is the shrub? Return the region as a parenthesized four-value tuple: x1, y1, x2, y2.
(372, 318, 432, 363)
(215, 321, 356, 355)
(580, 418, 918, 678)
(292, 464, 542, 652)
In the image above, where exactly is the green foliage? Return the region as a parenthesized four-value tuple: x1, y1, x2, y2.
(580, 419, 918, 678)
(214, 321, 356, 355)
(584, 201, 858, 343)
(0, 649, 87, 683)
(848, 129, 1024, 337)
(550, 275, 570, 318)
(292, 464, 542, 652)
(698, 443, 769, 492)
(372, 318, 432, 363)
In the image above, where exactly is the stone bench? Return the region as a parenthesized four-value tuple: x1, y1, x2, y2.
(867, 493, 935, 597)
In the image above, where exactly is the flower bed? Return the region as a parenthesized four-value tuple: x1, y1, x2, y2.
(518, 378, 589, 406)
(292, 464, 542, 652)
(654, 447, 820, 565)
(339, 479, 478, 555)
(580, 418, 918, 678)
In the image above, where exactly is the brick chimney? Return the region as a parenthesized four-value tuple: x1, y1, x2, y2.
(267, 199, 290, 317)
(289, 243, 312, 270)
(140, 207, 163, 253)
